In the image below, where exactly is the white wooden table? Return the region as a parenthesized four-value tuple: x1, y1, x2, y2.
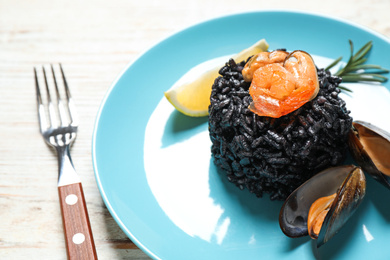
(1, 0, 390, 259)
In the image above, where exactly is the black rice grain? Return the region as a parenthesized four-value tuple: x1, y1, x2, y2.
(208, 59, 352, 200)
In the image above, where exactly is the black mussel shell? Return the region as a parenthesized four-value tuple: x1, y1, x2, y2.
(348, 121, 390, 189)
(317, 166, 366, 247)
(279, 165, 366, 247)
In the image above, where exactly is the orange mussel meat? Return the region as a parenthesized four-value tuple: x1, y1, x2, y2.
(243, 50, 319, 118)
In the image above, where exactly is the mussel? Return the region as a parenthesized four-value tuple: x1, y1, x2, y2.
(348, 120, 390, 189)
(279, 165, 366, 247)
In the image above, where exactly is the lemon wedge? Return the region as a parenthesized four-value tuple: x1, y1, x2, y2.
(164, 39, 269, 117)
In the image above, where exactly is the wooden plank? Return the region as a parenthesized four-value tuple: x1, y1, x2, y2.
(1, 0, 389, 259)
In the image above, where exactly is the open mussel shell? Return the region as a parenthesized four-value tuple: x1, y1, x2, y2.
(348, 121, 390, 189)
(279, 165, 366, 247)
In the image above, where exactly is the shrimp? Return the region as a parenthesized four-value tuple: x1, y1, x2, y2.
(244, 50, 319, 118)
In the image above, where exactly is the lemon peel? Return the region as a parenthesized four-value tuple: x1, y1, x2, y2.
(164, 39, 269, 117)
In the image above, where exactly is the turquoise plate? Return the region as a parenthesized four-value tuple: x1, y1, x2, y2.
(92, 10, 390, 259)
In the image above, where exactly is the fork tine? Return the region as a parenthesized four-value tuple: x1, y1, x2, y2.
(34, 67, 48, 131)
(59, 64, 78, 126)
(42, 66, 58, 127)
(51, 64, 68, 126)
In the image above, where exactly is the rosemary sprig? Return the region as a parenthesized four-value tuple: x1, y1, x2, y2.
(326, 40, 389, 91)
(325, 57, 342, 71)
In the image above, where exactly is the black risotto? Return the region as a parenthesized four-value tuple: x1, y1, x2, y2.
(208, 58, 353, 200)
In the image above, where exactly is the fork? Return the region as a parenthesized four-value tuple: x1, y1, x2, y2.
(34, 64, 98, 260)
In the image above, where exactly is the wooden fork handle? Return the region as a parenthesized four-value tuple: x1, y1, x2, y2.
(58, 183, 98, 260)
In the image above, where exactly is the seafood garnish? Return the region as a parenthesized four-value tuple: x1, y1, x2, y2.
(348, 121, 390, 188)
(307, 193, 336, 239)
(243, 50, 319, 118)
(242, 50, 288, 82)
(279, 165, 366, 247)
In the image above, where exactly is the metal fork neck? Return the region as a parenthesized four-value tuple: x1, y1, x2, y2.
(56, 145, 81, 187)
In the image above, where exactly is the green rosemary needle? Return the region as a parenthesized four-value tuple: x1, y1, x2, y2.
(325, 40, 389, 92)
